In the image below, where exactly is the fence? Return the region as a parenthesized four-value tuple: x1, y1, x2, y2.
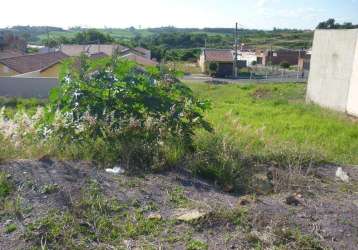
(237, 65, 309, 82)
(0, 77, 58, 98)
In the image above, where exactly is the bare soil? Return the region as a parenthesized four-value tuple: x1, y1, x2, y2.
(0, 160, 357, 249)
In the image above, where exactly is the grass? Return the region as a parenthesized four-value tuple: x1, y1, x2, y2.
(5, 223, 17, 234)
(168, 187, 189, 207)
(187, 82, 358, 165)
(0, 172, 12, 199)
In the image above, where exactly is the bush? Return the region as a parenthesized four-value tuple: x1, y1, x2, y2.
(280, 61, 290, 69)
(208, 62, 218, 76)
(189, 132, 252, 193)
(0, 172, 12, 199)
(44, 56, 211, 169)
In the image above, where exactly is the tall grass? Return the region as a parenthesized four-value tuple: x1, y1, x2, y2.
(187, 82, 358, 165)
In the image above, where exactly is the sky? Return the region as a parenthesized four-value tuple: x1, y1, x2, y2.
(1, 0, 358, 30)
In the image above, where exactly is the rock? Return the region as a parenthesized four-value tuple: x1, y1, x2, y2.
(352, 200, 358, 208)
(4, 219, 13, 226)
(176, 210, 206, 222)
(105, 166, 125, 175)
(286, 193, 304, 206)
(147, 213, 162, 220)
(252, 174, 273, 195)
(237, 195, 255, 206)
(336, 167, 349, 183)
(38, 155, 53, 165)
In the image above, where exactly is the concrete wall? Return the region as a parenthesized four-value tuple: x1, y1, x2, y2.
(0, 77, 58, 98)
(307, 29, 358, 114)
(347, 38, 358, 116)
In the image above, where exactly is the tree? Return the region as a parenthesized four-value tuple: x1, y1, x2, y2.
(280, 61, 290, 69)
(208, 62, 218, 76)
(72, 29, 114, 44)
(317, 19, 358, 29)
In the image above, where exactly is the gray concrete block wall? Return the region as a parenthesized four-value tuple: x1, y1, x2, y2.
(0, 77, 58, 98)
(307, 29, 358, 115)
(347, 39, 358, 116)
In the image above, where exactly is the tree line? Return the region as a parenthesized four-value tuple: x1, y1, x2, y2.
(317, 19, 358, 29)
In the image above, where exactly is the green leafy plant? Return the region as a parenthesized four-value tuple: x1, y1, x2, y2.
(186, 239, 208, 250)
(0, 172, 12, 199)
(5, 223, 17, 234)
(44, 56, 211, 169)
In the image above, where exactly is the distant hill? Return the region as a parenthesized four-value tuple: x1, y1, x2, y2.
(1, 26, 313, 50)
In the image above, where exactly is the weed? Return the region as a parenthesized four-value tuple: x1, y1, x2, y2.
(188, 82, 358, 165)
(40, 184, 59, 194)
(0, 172, 12, 199)
(190, 133, 252, 194)
(5, 223, 17, 234)
(186, 239, 208, 250)
(168, 186, 189, 207)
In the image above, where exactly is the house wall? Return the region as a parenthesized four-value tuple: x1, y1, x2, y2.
(0, 64, 18, 76)
(237, 52, 257, 66)
(0, 77, 58, 98)
(306, 29, 358, 114)
(198, 52, 206, 73)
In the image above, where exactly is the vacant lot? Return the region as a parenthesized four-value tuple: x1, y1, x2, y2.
(1, 81, 358, 249)
(188, 82, 358, 165)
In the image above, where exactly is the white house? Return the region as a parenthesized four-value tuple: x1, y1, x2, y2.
(237, 51, 257, 66)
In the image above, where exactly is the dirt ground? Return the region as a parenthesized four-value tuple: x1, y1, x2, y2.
(0, 160, 357, 249)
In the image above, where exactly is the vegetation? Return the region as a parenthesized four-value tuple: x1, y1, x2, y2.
(2, 25, 314, 62)
(317, 18, 358, 29)
(187, 82, 358, 165)
(43, 29, 115, 48)
(0, 172, 12, 199)
(1, 57, 356, 248)
(0, 56, 211, 170)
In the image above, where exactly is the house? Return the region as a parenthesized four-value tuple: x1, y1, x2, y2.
(60, 44, 151, 58)
(237, 51, 258, 66)
(60, 44, 128, 57)
(121, 53, 158, 67)
(256, 49, 305, 66)
(198, 49, 235, 77)
(0, 51, 68, 77)
(60, 44, 157, 66)
(134, 47, 151, 59)
(0, 48, 25, 60)
(298, 54, 311, 71)
(307, 29, 358, 117)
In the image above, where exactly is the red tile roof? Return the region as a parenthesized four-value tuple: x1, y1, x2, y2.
(0, 51, 68, 74)
(61, 44, 128, 57)
(89, 52, 108, 59)
(0, 49, 25, 60)
(204, 49, 233, 62)
(121, 53, 158, 67)
(134, 47, 150, 55)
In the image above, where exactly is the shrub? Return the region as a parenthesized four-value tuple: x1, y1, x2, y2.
(0, 172, 12, 199)
(43, 56, 211, 169)
(208, 62, 218, 76)
(280, 61, 290, 69)
(189, 132, 252, 193)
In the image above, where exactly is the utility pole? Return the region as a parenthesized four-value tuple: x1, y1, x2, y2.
(46, 27, 50, 53)
(233, 22, 239, 78)
(297, 48, 301, 79)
